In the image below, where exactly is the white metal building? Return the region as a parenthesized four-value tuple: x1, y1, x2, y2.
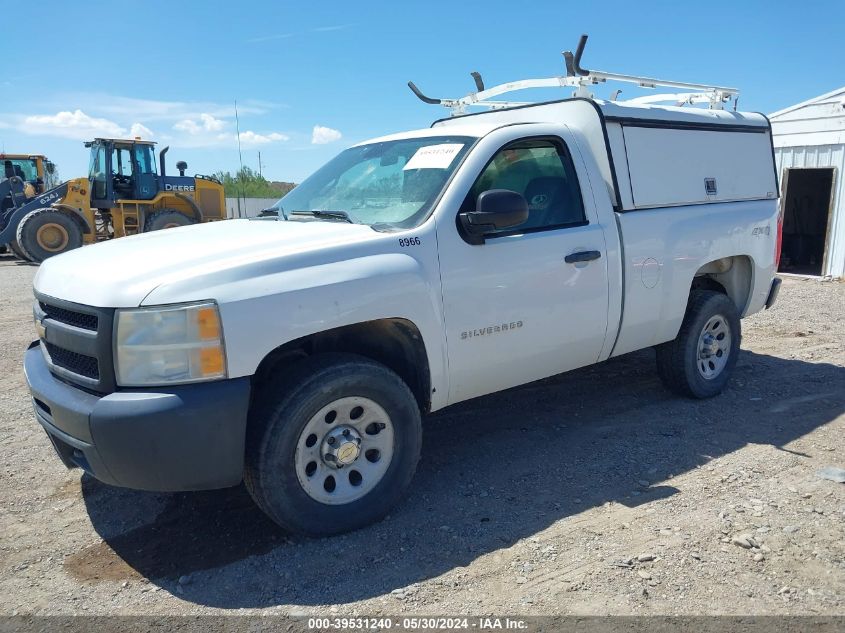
(770, 87, 845, 277)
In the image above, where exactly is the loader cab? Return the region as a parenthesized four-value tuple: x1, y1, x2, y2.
(0, 154, 54, 194)
(86, 139, 159, 208)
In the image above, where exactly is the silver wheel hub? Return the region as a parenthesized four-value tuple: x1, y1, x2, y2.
(294, 396, 394, 505)
(321, 425, 362, 467)
(700, 333, 720, 358)
(697, 315, 731, 380)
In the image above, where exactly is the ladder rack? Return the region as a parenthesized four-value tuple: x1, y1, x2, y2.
(408, 35, 739, 116)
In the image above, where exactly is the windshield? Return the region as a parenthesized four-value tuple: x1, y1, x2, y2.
(273, 135, 475, 229)
(2, 158, 38, 182)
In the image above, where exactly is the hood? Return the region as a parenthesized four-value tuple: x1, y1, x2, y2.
(33, 218, 379, 307)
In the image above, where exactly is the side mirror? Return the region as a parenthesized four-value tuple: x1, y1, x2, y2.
(459, 189, 529, 244)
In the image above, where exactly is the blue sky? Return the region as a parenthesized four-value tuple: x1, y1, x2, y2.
(2, 0, 842, 184)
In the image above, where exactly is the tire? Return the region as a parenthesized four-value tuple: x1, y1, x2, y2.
(16, 208, 84, 263)
(655, 290, 741, 399)
(244, 353, 422, 536)
(9, 239, 31, 261)
(144, 209, 196, 232)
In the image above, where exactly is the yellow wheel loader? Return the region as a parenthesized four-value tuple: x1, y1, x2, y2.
(0, 153, 60, 258)
(0, 138, 226, 263)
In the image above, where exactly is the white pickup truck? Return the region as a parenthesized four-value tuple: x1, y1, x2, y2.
(24, 95, 781, 535)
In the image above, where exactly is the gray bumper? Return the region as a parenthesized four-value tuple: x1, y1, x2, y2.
(24, 343, 251, 491)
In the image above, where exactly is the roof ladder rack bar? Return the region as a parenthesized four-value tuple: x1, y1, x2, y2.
(408, 34, 738, 116)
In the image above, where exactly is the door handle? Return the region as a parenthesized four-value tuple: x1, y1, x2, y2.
(565, 250, 602, 264)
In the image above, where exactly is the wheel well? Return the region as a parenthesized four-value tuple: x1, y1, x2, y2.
(167, 193, 203, 221)
(53, 205, 93, 234)
(252, 319, 432, 412)
(692, 255, 753, 314)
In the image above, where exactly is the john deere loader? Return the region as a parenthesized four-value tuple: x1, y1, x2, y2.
(0, 138, 226, 263)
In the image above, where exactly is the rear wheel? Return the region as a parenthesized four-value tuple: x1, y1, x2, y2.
(144, 209, 196, 232)
(244, 353, 422, 536)
(655, 290, 741, 399)
(16, 208, 84, 263)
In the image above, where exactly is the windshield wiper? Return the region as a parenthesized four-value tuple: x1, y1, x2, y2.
(289, 210, 359, 224)
(256, 207, 287, 220)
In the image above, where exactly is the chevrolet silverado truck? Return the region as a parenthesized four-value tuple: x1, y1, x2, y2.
(24, 96, 781, 535)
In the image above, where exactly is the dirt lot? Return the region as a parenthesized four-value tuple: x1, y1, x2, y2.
(0, 254, 843, 616)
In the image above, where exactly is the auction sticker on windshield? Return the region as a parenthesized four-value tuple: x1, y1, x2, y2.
(403, 144, 464, 170)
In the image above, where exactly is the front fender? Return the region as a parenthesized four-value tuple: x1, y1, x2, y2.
(53, 204, 93, 234)
(143, 252, 448, 406)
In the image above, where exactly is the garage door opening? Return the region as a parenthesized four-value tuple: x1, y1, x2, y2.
(779, 167, 834, 276)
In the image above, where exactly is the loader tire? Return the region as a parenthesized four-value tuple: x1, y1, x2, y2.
(9, 239, 32, 261)
(144, 209, 196, 232)
(16, 209, 83, 263)
(655, 290, 741, 399)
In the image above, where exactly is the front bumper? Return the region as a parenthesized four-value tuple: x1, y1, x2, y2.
(24, 343, 251, 491)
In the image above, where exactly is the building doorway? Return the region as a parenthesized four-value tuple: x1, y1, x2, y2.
(779, 168, 835, 276)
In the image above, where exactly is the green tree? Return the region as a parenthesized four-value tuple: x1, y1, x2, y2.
(213, 166, 296, 198)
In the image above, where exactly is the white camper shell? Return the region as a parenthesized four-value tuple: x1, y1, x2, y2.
(434, 99, 779, 212)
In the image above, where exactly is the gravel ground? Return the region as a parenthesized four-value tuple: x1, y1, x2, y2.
(0, 254, 843, 616)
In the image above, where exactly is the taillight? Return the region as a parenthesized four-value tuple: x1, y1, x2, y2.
(775, 210, 784, 270)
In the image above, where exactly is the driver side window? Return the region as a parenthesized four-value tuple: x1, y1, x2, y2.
(461, 138, 586, 234)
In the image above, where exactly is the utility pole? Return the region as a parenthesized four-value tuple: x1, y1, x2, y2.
(258, 151, 263, 179)
(234, 99, 245, 218)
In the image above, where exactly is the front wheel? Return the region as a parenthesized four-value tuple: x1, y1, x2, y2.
(655, 290, 741, 399)
(244, 353, 422, 536)
(16, 208, 84, 263)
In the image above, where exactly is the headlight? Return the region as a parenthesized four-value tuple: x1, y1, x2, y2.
(115, 302, 226, 386)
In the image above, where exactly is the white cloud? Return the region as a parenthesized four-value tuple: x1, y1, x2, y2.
(173, 119, 201, 134)
(130, 122, 154, 139)
(311, 125, 342, 144)
(312, 24, 354, 32)
(173, 113, 226, 135)
(200, 113, 225, 131)
(238, 130, 289, 146)
(246, 32, 294, 43)
(4, 97, 291, 150)
(66, 94, 274, 121)
(23, 109, 125, 139)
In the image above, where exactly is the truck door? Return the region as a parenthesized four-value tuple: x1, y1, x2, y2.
(436, 134, 610, 404)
